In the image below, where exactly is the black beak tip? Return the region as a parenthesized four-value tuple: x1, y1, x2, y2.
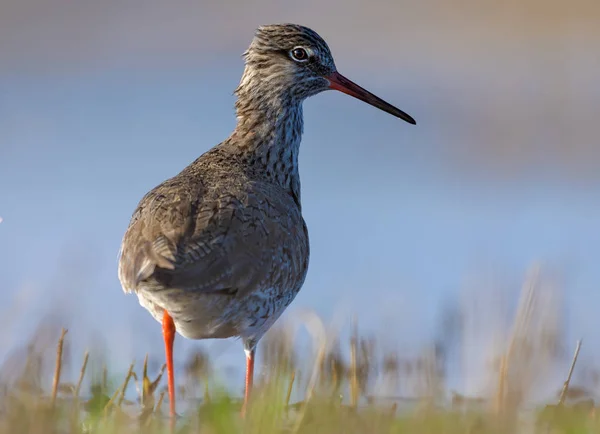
(401, 113, 417, 125)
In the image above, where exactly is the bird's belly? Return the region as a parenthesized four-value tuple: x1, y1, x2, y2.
(136, 289, 237, 339)
(136, 284, 302, 341)
(135, 215, 310, 341)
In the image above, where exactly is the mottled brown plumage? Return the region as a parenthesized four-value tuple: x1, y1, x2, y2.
(119, 147, 309, 343)
(118, 23, 415, 419)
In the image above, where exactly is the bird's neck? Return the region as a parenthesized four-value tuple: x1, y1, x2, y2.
(225, 72, 304, 202)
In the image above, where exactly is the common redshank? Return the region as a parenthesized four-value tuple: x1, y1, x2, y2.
(118, 23, 415, 420)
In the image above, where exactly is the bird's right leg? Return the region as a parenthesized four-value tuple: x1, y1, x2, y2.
(162, 310, 176, 420)
(241, 340, 256, 418)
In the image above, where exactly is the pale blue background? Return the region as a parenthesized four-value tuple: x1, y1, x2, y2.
(1, 0, 599, 401)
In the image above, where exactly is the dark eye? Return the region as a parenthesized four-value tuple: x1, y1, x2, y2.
(290, 47, 309, 62)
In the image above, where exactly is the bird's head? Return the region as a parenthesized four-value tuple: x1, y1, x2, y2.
(239, 23, 415, 125)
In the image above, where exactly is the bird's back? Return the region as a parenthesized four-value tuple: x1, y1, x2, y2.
(118, 145, 309, 341)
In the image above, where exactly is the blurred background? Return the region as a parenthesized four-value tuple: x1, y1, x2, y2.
(1, 0, 599, 403)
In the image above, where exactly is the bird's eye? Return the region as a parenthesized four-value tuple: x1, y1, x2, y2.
(290, 47, 309, 62)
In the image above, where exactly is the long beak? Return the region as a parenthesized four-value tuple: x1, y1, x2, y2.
(326, 71, 416, 125)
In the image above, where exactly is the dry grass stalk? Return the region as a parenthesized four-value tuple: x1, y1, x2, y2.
(558, 339, 583, 405)
(149, 365, 166, 398)
(117, 362, 136, 408)
(103, 384, 122, 417)
(138, 355, 154, 427)
(73, 351, 89, 400)
(141, 354, 151, 408)
(290, 310, 327, 434)
(102, 364, 108, 391)
(357, 336, 376, 398)
(155, 390, 166, 414)
(69, 350, 90, 426)
(493, 266, 539, 415)
(137, 356, 168, 429)
(319, 340, 347, 396)
(102, 360, 138, 419)
(285, 370, 296, 409)
(18, 344, 44, 396)
(350, 319, 359, 409)
(139, 354, 167, 415)
(389, 402, 398, 417)
(51, 328, 68, 407)
(418, 345, 442, 411)
(203, 382, 210, 404)
(494, 354, 508, 414)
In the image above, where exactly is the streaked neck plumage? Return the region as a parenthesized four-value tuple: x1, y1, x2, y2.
(223, 60, 304, 204)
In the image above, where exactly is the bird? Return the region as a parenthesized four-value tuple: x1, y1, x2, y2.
(117, 23, 415, 420)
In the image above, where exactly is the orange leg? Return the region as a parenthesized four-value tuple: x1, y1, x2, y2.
(241, 348, 255, 417)
(162, 310, 176, 419)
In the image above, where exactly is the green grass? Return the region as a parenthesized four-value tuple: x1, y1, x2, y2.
(0, 328, 597, 434)
(0, 267, 597, 433)
(1, 375, 598, 434)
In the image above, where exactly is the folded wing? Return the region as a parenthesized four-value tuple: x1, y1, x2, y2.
(118, 179, 294, 297)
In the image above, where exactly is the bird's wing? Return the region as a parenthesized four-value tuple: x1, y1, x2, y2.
(118, 179, 300, 296)
(118, 178, 198, 292)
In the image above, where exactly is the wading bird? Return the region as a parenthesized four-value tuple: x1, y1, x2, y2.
(118, 23, 415, 419)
